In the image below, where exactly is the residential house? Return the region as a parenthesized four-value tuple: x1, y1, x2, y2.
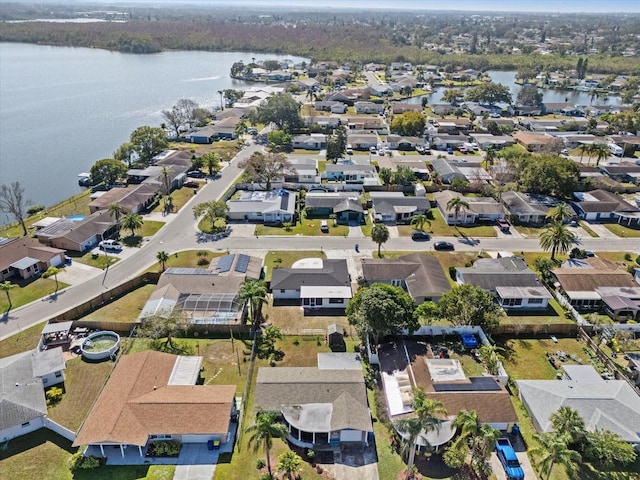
(346, 116, 387, 133)
(430, 158, 490, 184)
(354, 101, 385, 114)
(314, 101, 347, 114)
(361, 253, 451, 303)
(385, 135, 425, 151)
(517, 365, 640, 444)
(88, 184, 158, 215)
(512, 131, 556, 151)
(227, 190, 296, 224)
(389, 103, 423, 114)
(369, 192, 431, 224)
(433, 191, 506, 225)
(302, 115, 342, 129)
(599, 162, 640, 184)
(434, 118, 471, 135)
(501, 191, 569, 225)
(285, 158, 320, 184)
(254, 353, 372, 448)
(551, 257, 638, 312)
(542, 103, 584, 116)
(558, 134, 604, 149)
(431, 104, 455, 116)
(0, 347, 65, 441)
(456, 257, 551, 310)
(74, 351, 237, 461)
(0, 237, 66, 282)
(608, 135, 640, 154)
(38, 211, 119, 252)
(430, 134, 468, 151)
(189, 125, 219, 144)
(468, 133, 516, 150)
(572, 190, 640, 223)
(271, 258, 352, 310)
(346, 133, 379, 150)
(390, 76, 418, 92)
(324, 163, 377, 184)
(304, 191, 364, 224)
(292, 133, 327, 151)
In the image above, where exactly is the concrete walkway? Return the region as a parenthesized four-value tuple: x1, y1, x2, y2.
(582, 221, 620, 239)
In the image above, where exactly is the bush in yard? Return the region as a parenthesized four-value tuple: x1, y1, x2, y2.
(68, 452, 101, 471)
(46, 386, 64, 404)
(27, 204, 45, 216)
(148, 441, 182, 456)
(256, 458, 266, 470)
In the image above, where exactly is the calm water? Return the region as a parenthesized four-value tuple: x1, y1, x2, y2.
(0, 43, 306, 221)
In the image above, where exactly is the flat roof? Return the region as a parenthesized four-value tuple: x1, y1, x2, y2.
(168, 356, 203, 386)
(41, 321, 73, 335)
(300, 286, 352, 299)
(425, 358, 467, 383)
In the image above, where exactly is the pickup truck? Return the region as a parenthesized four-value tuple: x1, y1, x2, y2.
(495, 438, 524, 479)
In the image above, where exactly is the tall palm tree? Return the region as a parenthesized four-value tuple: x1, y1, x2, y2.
(470, 424, 501, 473)
(395, 417, 425, 480)
(238, 279, 267, 325)
(156, 251, 169, 272)
(539, 221, 576, 261)
(446, 196, 470, 227)
(1, 281, 17, 310)
(246, 411, 288, 477)
(42, 266, 62, 293)
(549, 406, 585, 445)
(371, 223, 390, 258)
(589, 143, 610, 167)
(217, 90, 224, 110)
(546, 202, 573, 223)
(531, 432, 582, 480)
(577, 143, 590, 163)
(453, 409, 481, 460)
(121, 212, 144, 237)
(410, 214, 430, 232)
(108, 202, 125, 223)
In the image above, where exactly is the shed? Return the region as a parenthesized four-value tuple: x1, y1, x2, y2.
(327, 324, 346, 351)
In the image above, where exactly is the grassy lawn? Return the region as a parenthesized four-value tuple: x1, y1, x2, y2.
(262, 300, 355, 335)
(137, 220, 165, 238)
(425, 209, 497, 237)
(0, 429, 174, 480)
(150, 185, 198, 214)
(72, 250, 121, 269)
(255, 219, 349, 237)
(0, 191, 92, 238)
(602, 223, 640, 238)
(47, 357, 115, 430)
(82, 284, 156, 324)
(579, 221, 599, 238)
(0, 276, 68, 312)
(501, 298, 571, 326)
(167, 140, 240, 162)
(264, 250, 326, 282)
(513, 224, 546, 238)
(144, 249, 225, 273)
(0, 321, 45, 358)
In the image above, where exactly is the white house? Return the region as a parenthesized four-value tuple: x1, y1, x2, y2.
(226, 190, 296, 224)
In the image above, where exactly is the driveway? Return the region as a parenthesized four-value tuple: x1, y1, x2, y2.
(173, 465, 215, 480)
(489, 451, 536, 480)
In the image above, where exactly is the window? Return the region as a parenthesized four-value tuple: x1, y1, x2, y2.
(149, 434, 172, 440)
(528, 298, 544, 304)
(329, 298, 343, 304)
(315, 298, 323, 306)
(502, 298, 522, 307)
(22, 422, 30, 428)
(280, 289, 286, 293)
(43, 378, 48, 385)
(391, 279, 403, 287)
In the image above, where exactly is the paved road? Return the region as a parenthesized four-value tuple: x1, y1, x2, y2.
(1, 140, 639, 341)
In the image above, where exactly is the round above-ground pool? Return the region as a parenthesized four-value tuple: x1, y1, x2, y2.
(80, 331, 120, 361)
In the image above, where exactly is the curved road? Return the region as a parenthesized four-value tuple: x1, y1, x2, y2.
(1, 142, 639, 340)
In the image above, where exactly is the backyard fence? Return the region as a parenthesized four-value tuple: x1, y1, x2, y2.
(43, 418, 76, 442)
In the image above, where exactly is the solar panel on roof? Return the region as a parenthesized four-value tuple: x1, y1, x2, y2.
(235, 254, 250, 273)
(432, 377, 501, 392)
(217, 254, 235, 272)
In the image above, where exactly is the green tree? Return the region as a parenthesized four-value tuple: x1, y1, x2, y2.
(533, 256, 556, 285)
(415, 301, 439, 325)
(549, 406, 585, 445)
(546, 202, 574, 222)
(130, 126, 168, 164)
(0, 182, 30, 236)
(371, 223, 390, 257)
(437, 284, 505, 330)
(516, 85, 543, 106)
(42, 266, 62, 293)
(113, 142, 136, 167)
(107, 203, 125, 223)
(156, 250, 169, 272)
(445, 196, 470, 227)
(589, 143, 610, 167)
(121, 212, 144, 237)
(246, 411, 289, 477)
(193, 200, 228, 230)
(465, 82, 512, 106)
(394, 417, 424, 480)
(1, 281, 18, 310)
(578, 143, 591, 163)
(515, 154, 579, 198)
(390, 111, 426, 136)
(276, 450, 302, 480)
(442, 88, 464, 106)
(137, 308, 190, 352)
(238, 279, 268, 326)
(346, 283, 417, 346)
(252, 93, 302, 133)
(238, 151, 292, 190)
(326, 125, 348, 162)
(90, 159, 127, 187)
(540, 221, 576, 261)
(478, 344, 505, 375)
(410, 214, 430, 231)
(379, 167, 393, 186)
(201, 152, 221, 177)
(584, 429, 637, 468)
(531, 433, 582, 480)
(266, 129, 293, 152)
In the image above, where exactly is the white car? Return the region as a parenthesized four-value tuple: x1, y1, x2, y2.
(99, 239, 123, 251)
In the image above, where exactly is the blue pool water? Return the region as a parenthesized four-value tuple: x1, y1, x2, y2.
(66, 214, 86, 221)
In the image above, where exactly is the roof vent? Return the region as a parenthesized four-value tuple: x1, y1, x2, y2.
(153, 385, 157, 390)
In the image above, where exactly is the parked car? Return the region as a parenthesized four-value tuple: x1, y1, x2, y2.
(183, 181, 199, 188)
(446, 147, 454, 155)
(496, 218, 511, 232)
(247, 127, 258, 135)
(187, 170, 205, 178)
(369, 146, 377, 153)
(495, 438, 524, 480)
(98, 239, 123, 252)
(434, 241, 454, 251)
(320, 220, 329, 233)
(411, 230, 430, 241)
(458, 145, 468, 153)
(561, 148, 569, 156)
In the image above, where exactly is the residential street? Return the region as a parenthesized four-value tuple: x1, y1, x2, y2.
(1, 140, 639, 342)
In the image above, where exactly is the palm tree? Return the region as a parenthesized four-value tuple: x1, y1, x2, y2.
(484, 146, 496, 170)
(395, 417, 425, 480)
(121, 212, 144, 237)
(546, 202, 573, 223)
(42, 266, 62, 293)
(1, 281, 17, 310)
(470, 424, 500, 473)
(539, 221, 576, 261)
(371, 223, 390, 258)
(446, 196, 470, 227)
(589, 143, 610, 167)
(276, 450, 302, 480)
(577, 144, 590, 163)
(108, 202, 125, 223)
(478, 344, 505, 375)
(453, 409, 481, 461)
(531, 432, 582, 480)
(549, 406, 585, 445)
(217, 90, 224, 110)
(156, 251, 169, 272)
(246, 411, 288, 477)
(410, 214, 430, 232)
(238, 279, 267, 326)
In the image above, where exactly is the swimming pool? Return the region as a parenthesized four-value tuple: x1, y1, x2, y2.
(66, 214, 86, 221)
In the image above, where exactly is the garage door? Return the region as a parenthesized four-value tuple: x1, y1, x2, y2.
(489, 423, 509, 432)
(50, 256, 63, 267)
(340, 430, 362, 443)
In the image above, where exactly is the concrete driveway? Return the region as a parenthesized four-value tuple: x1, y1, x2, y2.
(173, 465, 215, 480)
(489, 451, 536, 480)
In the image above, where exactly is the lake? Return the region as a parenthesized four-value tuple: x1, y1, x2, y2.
(0, 42, 306, 222)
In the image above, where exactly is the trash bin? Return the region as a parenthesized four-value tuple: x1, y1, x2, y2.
(355, 243, 359, 252)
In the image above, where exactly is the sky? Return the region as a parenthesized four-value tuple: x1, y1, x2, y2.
(121, 0, 640, 13)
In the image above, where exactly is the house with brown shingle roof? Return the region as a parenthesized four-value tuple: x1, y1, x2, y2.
(74, 351, 237, 461)
(0, 237, 66, 282)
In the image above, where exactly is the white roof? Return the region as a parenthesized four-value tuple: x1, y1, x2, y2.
(168, 356, 203, 386)
(300, 286, 352, 299)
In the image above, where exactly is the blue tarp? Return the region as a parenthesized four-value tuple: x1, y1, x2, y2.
(461, 334, 478, 348)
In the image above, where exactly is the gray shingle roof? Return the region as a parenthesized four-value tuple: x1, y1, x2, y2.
(270, 259, 350, 291)
(0, 351, 47, 430)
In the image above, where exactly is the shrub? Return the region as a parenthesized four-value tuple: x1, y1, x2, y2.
(256, 458, 266, 470)
(46, 386, 64, 404)
(292, 338, 300, 346)
(636, 254, 640, 265)
(68, 452, 101, 471)
(197, 257, 210, 266)
(259, 474, 274, 480)
(27, 204, 45, 216)
(147, 441, 182, 457)
(624, 253, 633, 261)
(448, 266, 457, 279)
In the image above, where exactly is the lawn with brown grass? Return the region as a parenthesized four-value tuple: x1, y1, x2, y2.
(150, 185, 198, 214)
(264, 250, 326, 282)
(82, 284, 156, 324)
(262, 300, 354, 335)
(0, 321, 45, 358)
(144, 249, 225, 273)
(47, 357, 115, 431)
